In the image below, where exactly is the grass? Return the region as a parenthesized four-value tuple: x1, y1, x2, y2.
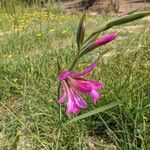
(0, 5, 150, 150)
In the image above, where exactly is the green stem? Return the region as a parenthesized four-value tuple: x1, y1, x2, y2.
(68, 44, 81, 70)
(68, 53, 79, 71)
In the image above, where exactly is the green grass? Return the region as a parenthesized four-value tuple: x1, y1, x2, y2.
(0, 6, 150, 150)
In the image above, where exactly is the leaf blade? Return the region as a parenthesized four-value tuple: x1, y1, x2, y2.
(66, 101, 121, 124)
(76, 13, 86, 50)
(85, 11, 150, 43)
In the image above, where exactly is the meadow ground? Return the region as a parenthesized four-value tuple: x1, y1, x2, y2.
(0, 6, 150, 150)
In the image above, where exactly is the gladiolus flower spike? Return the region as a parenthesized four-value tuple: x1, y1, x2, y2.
(57, 63, 104, 114)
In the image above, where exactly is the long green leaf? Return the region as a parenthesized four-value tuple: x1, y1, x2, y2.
(85, 11, 150, 43)
(66, 101, 120, 124)
(76, 13, 86, 50)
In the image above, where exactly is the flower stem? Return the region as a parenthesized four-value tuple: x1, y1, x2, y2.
(68, 44, 81, 71)
(69, 53, 79, 71)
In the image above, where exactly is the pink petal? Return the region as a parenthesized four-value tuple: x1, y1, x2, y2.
(71, 63, 96, 78)
(66, 89, 80, 114)
(66, 99, 80, 114)
(73, 91, 87, 108)
(90, 89, 101, 105)
(66, 87, 87, 114)
(57, 90, 67, 104)
(86, 80, 104, 90)
(59, 81, 80, 114)
(95, 33, 117, 46)
(69, 78, 92, 93)
(57, 81, 67, 104)
(59, 70, 71, 81)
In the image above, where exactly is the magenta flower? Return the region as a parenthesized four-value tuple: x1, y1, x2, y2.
(79, 33, 117, 58)
(57, 63, 104, 114)
(95, 33, 117, 46)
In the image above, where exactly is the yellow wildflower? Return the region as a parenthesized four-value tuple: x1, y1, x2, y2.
(8, 54, 13, 59)
(37, 33, 42, 37)
(49, 29, 55, 33)
(62, 30, 67, 34)
(13, 78, 17, 83)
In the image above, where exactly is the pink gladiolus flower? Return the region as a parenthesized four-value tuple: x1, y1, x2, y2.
(57, 63, 104, 114)
(95, 33, 117, 46)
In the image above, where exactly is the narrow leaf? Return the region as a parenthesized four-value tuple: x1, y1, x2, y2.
(82, 32, 99, 48)
(107, 11, 150, 27)
(57, 58, 62, 73)
(85, 11, 150, 43)
(57, 57, 62, 99)
(79, 42, 96, 58)
(66, 101, 120, 124)
(76, 13, 86, 50)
